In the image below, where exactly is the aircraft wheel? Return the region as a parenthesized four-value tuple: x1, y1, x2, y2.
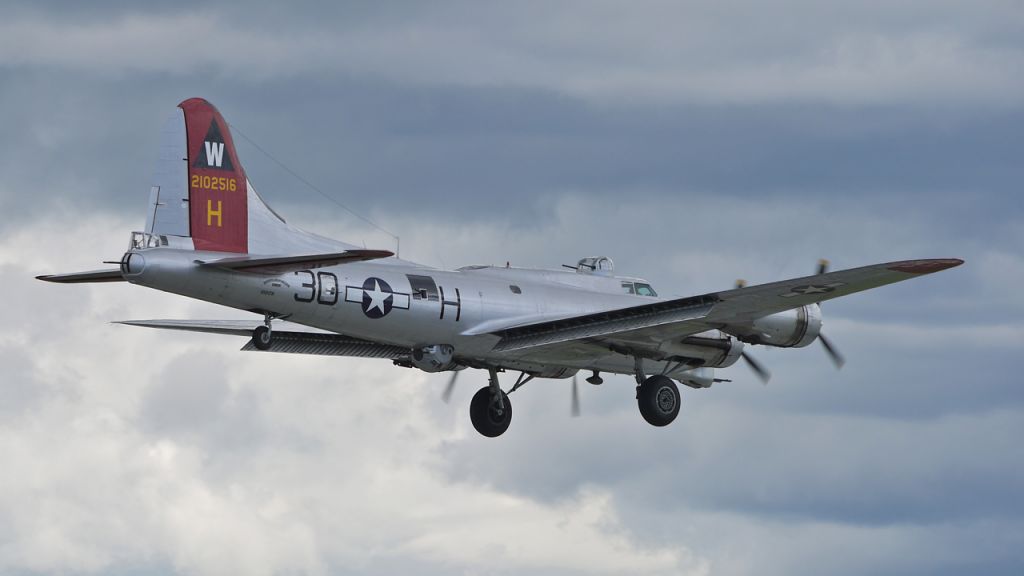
(637, 375, 680, 427)
(470, 386, 512, 437)
(252, 325, 272, 350)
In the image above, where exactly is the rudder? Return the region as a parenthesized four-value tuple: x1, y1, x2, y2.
(147, 98, 249, 253)
(181, 98, 248, 253)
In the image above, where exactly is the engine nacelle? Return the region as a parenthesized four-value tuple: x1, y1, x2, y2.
(677, 367, 715, 389)
(660, 330, 745, 368)
(725, 304, 822, 348)
(410, 344, 458, 372)
(530, 366, 578, 379)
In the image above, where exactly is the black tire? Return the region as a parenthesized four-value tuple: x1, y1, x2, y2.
(469, 386, 512, 437)
(252, 325, 272, 350)
(637, 375, 681, 427)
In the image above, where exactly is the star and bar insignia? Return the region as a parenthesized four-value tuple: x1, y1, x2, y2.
(779, 282, 846, 298)
(345, 277, 411, 318)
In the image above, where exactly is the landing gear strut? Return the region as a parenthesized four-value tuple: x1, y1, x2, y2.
(252, 315, 273, 350)
(470, 369, 512, 437)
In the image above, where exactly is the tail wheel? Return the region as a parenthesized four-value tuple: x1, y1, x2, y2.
(637, 375, 681, 427)
(469, 386, 512, 437)
(252, 325, 272, 350)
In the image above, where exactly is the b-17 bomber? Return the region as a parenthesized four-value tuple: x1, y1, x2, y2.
(38, 99, 963, 437)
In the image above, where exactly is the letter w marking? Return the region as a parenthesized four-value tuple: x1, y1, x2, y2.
(204, 141, 225, 167)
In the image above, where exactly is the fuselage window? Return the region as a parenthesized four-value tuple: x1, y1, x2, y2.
(407, 274, 439, 301)
(635, 283, 657, 297)
(621, 282, 635, 294)
(509, 285, 522, 294)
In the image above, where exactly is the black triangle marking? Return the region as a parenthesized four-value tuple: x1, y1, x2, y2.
(192, 120, 235, 170)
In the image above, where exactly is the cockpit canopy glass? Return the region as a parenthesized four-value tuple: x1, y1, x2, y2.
(635, 283, 657, 297)
(621, 281, 657, 297)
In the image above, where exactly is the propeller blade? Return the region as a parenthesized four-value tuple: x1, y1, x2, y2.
(571, 374, 581, 417)
(442, 370, 459, 403)
(741, 351, 772, 384)
(818, 332, 846, 369)
(817, 259, 830, 275)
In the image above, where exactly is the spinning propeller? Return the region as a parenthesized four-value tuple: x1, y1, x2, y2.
(818, 332, 845, 369)
(571, 373, 581, 417)
(814, 259, 846, 369)
(735, 259, 846, 383)
(441, 370, 459, 403)
(734, 278, 772, 384)
(741, 350, 772, 384)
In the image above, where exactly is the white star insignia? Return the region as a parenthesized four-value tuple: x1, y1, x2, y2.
(364, 279, 390, 313)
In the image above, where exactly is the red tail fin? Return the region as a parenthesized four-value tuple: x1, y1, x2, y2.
(180, 98, 248, 253)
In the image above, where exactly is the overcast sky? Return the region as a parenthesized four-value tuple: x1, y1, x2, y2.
(1, 2, 1022, 575)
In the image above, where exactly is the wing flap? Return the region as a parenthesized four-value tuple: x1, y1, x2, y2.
(197, 249, 393, 272)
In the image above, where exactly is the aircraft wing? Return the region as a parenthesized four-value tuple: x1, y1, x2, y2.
(489, 258, 963, 355)
(116, 319, 408, 359)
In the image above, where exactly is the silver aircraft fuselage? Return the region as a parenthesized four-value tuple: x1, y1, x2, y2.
(124, 247, 732, 381)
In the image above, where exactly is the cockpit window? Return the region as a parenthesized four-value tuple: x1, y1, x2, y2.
(635, 283, 657, 297)
(621, 282, 635, 295)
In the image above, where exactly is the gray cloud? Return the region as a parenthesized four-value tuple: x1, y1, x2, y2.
(2, 2, 1023, 574)
(2, 1, 1023, 106)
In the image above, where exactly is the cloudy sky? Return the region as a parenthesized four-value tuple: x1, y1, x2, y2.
(2, 1, 1022, 574)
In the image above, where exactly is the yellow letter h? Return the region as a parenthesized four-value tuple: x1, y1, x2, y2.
(207, 200, 223, 227)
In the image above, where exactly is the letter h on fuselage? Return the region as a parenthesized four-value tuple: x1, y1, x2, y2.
(406, 274, 460, 321)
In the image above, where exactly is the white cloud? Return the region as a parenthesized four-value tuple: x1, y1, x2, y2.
(0, 171, 1017, 575)
(0, 211, 708, 575)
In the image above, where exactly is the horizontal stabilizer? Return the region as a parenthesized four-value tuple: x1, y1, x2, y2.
(37, 269, 124, 284)
(197, 249, 393, 272)
(114, 318, 285, 336)
(115, 318, 408, 359)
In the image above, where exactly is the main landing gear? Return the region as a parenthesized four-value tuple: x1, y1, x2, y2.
(633, 357, 681, 427)
(462, 364, 682, 437)
(636, 375, 681, 427)
(469, 368, 512, 437)
(252, 314, 274, 350)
